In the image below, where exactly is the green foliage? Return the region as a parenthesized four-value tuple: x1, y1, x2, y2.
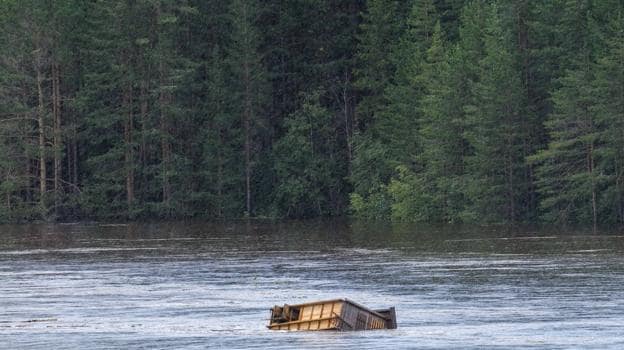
(349, 187, 391, 220)
(531, 68, 600, 224)
(1, 0, 624, 225)
(189, 47, 243, 217)
(354, 0, 409, 129)
(462, 3, 528, 223)
(415, 22, 467, 222)
(379, 0, 438, 165)
(530, 1, 622, 226)
(387, 165, 434, 222)
(592, 5, 624, 223)
(273, 91, 341, 218)
(350, 0, 437, 220)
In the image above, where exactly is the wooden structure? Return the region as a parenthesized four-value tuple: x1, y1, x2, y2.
(268, 298, 397, 331)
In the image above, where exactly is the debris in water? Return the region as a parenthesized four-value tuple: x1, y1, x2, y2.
(268, 298, 397, 331)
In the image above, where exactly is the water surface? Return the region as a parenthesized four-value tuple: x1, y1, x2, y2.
(1, 221, 624, 349)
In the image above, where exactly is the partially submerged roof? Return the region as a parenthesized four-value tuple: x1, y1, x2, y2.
(268, 298, 397, 331)
(281, 298, 388, 319)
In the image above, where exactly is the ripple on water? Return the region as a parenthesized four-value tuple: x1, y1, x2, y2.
(1, 222, 624, 349)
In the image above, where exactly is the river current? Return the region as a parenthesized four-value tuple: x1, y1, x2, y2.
(1, 221, 623, 349)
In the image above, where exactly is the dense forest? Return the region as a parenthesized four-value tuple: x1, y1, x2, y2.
(0, 0, 623, 226)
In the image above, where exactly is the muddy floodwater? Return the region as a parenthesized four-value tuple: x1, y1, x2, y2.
(1, 221, 624, 349)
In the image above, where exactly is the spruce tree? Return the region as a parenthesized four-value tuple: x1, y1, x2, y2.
(197, 48, 245, 217)
(463, 4, 527, 223)
(0, 1, 25, 220)
(273, 91, 340, 217)
(590, 2, 624, 224)
(149, 0, 197, 217)
(76, 0, 138, 218)
(226, 0, 270, 217)
(354, 0, 407, 130)
(393, 22, 467, 222)
(531, 0, 603, 227)
(378, 0, 438, 168)
(350, 0, 437, 219)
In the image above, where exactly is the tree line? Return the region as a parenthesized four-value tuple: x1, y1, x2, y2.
(0, 0, 623, 226)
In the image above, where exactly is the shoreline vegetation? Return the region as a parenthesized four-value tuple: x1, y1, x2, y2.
(1, 1, 624, 227)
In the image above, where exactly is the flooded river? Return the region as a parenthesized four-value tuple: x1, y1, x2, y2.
(1, 221, 624, 349)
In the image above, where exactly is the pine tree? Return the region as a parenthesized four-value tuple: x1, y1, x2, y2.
(0, 0, 77, 220)
(530, 0, 603, 226)
(149, 0, 197, 217)
(76, 0, 139, 218)
(379, 0, 438, 168)
(590, 1, 624, 224)
(273, 90, 341, 217)
(0, 0, 26, 221)
(388, 0, 490, 223)
(354, 0, 407, 130)
(196, 47, 245, 217)
(392, 22, 467, 222)
(462, 3, 528, 223)
(226, 0, 270, 217)
(350, 0, 437, 219)
(350, 0, 405, 220)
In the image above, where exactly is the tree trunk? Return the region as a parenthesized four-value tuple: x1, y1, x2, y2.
(343, 70, 352, 175)
(507, 130, 515, 222)
(25, 156, 32, 203)
(244, 57, 252, 217)
(159, 72, 171, 207)
(508, 153, 515, 222)
(160, 109, 171, 206)
(617, 167, 623, 224)
(72, 122, 78, 190)
(588, 141, 597, 232)
(516, 1, 537, 218)
(218, 129, 224, 217)
(21, 83, 33, 203)
(123, 82, 135, 208)
(140, 79, 148, 165)
(35, 53, 46, 208)
(5, 172, 11, 210)
(156, 3, 172, 209)
(52, 62, 62, 214)
(244, 106, 251, 217)
(66, 135, 71, 187)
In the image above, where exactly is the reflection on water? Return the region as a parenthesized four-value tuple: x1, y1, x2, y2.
(1, 221, 624, 349)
